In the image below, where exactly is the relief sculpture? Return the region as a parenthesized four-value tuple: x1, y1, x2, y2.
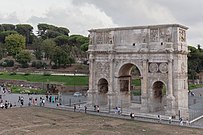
(150, 29, 159, 42)
(179, 29, 186, 42)
(159, 28, 172, 42)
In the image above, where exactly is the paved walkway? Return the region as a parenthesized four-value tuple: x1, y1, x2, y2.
(1, 92, 203, 129)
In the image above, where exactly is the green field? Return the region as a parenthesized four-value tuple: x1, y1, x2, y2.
(0, 72, 88, 86)
(0, 72, 200, 91)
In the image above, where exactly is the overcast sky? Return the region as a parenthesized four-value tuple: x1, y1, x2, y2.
(0, 0, 203, 46)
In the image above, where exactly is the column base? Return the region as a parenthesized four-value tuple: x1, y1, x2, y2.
(166, 95, 176, 116)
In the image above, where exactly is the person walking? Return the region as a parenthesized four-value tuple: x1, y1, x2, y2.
(84, 106, 87, 113)
(97, 105, 100, 112)
(74, 104, 76, 112)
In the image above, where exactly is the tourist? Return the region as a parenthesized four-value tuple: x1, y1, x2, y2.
(9, 102, 12, 108)
(158, 115, 161, 123)
(46, 95, 48, 101)
(74, 104, 76, 112)
(168, 116, 172, 124)
(35, 97, 37, 105)
(94, 105, 96, 111)
(78, 104, 81, 112)
(179, 117, 183, 126)
(52, 95, 55, 103)
(115, 107, 118, 114)
(0, 101, 4, 109)
(84, 106, 87, 113)
(130, 113, 135, 119)
(18, 96, 21, 102)
(97, 105, 100, 112)
(20, 96, 24, 107)
(49, 95, 51, 103)
(5, 100, 8, 109)
(117, 107, 121, 115)
(42, 98, 45, 106)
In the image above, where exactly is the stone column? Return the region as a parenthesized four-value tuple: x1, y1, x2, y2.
(166, 56, 175, 116)
(108, 53, 115, 108)
(141, 59, 149, 112)
(87, 53, 96, 105)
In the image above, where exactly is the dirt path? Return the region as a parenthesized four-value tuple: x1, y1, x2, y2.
(0, 107, 203, 135)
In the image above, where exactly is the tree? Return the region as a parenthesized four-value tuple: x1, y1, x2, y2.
(50, 46, 75, 68)
(80, 43, 89, 52)
(0, 30, 18, 43)
(54, 35, 69, 46)
(41, 39, 56, 60)
(16, 50, 31, 67)
(44, 30, 62, 39)
(57, 27, 70, 36)
(0, 24, 15, 31)
(37, 23, 57, 37)
(37, 23, 70, 39)
(32, 38, 43, 60)
(0, 43, 7, 59)
(15, 24, 34, 45)
(188, 45, 203, 82)
(5, 34, 26, 57)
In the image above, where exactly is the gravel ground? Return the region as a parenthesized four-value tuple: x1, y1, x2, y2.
(0, 107, 203, 135)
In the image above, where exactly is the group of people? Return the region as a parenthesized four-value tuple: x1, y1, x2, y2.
(94, 105, 100, 112)
(157, 115, 190, 126)
(27, 96, 46, 106)
(0, 99, 15, 109)
(73, 104, 88, 113)
(46, 94, 59, 103)
(18, 96, 24, 107)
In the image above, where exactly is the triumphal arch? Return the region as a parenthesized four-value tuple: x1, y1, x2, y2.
(88, 24, 189, 118)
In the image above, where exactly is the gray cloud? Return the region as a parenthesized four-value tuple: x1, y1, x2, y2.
(73, 0, 203, 46)
(28, 2, 115, 35)
(0, 12, 20, 24)
(0, 0, 203, 46)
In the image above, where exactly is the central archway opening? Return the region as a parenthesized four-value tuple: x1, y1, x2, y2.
(118, 63, 141, 105)
(98, 78, 108, 105)
(152, 81, 167, 111)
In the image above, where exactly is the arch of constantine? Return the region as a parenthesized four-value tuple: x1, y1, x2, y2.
(87, 24, 189, 119)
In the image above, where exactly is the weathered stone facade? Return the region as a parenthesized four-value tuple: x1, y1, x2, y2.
(88, 24, 189, 119)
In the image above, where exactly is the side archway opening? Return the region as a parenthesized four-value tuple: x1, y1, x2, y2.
(152, 81, 167, 111)
(98, 78, 108, 105)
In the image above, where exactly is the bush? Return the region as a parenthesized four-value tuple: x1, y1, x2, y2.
(1, 61, 7, 67)
(51, 64, 58, 69)
(36, 61, 43, 69)
(43, 72, 51, 76)
(21, 63, 29, 68)
(31, 61, 36, 67)
(24, 72, 30, 76)
(32, 60, 46, 69)
(4, 59, 14, 67)
(9, 72, 16, 75)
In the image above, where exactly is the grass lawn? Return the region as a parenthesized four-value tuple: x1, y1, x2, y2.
(0, 72, 88, 86)
(0, 72, 200, 91)
(189, 84, 203, 90)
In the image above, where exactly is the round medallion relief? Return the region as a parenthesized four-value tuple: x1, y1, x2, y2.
(149, 63, 158, 73)
(159, 63, 168, 73)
